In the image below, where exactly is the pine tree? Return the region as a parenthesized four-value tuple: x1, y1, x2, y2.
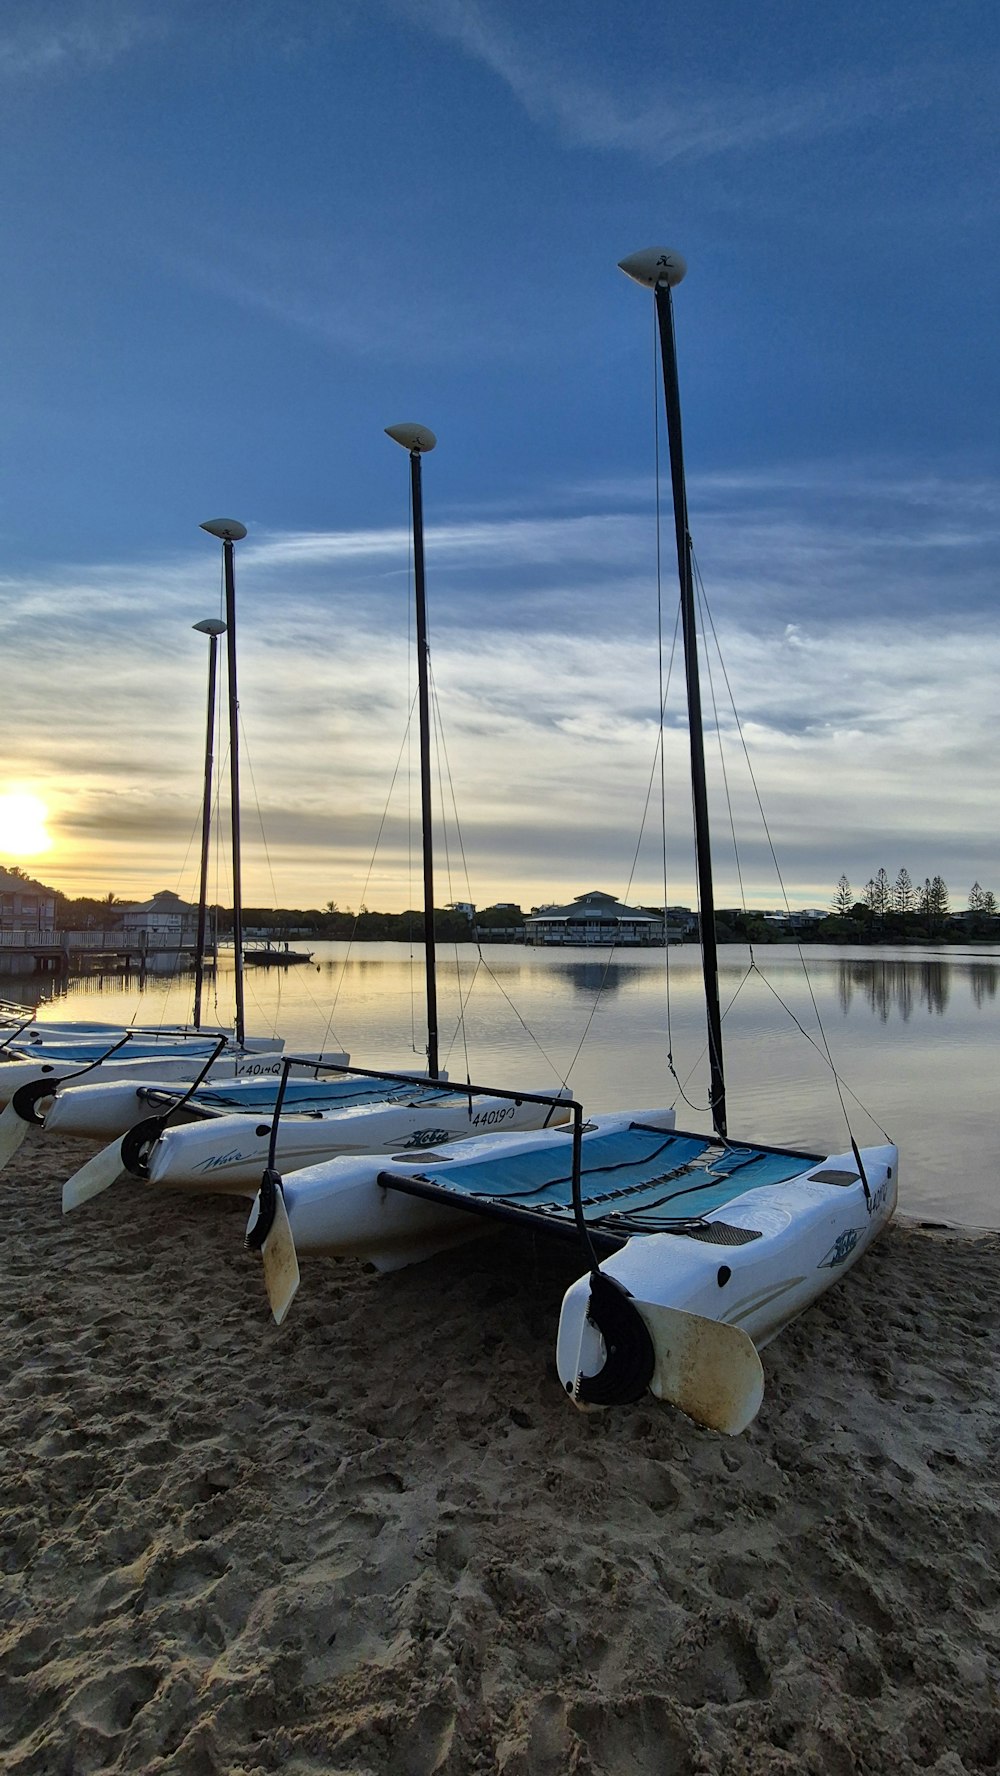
(833, 875, 853, 916)
(919, 877, 933, 916)
(969, 883, 985, 912)
(872, 868, 891, 919)
(893, 867, 914, 915)
(920, 875, 949, 933)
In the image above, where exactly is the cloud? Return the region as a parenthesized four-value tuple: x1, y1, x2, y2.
(238, 458, 999, 635)
(2, 459, 996, 910)
(399, 0, 938, 164)
(156, 218, 549, 365)
(0, 2, 163, 83)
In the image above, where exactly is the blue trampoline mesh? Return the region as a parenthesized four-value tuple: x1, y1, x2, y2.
(8, 1037, 223, 1063)
(407, 1123, 816, 1229)
(193, 1078, 483, 1115)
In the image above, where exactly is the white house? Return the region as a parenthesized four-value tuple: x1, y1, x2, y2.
(525, 890, 664, 947)
(118, 890, 197, 950)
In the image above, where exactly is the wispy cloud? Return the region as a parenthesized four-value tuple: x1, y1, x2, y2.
(0, 2, 164, 83)
(158, 228, 549, 364)
(400, 0, 937, 164)
(240, 459, 1000, 632)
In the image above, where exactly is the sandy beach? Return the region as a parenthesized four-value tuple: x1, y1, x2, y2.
(2, 1133, 998, 1775)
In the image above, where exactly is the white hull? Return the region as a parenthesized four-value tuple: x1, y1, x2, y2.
(40, 1053, 349, 1141)
(252, 1112, 895, 1432)
(0, 1043, 291, 1112)
(144, 1089, 573, 1196)
(1, 1021, 260, 1049)
(267, 1110, 677, 1272)
(556, 1141, 898, 1404)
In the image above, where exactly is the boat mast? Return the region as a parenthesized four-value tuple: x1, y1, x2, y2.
(200, 519, 248, 1049)
(385, 424, 440, 1080)
(190, 616, 227, 1031)
(619, 249, 727, 1138)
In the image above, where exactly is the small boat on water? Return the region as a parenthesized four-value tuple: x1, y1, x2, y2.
(243, 940, 314, 965)
(244, 251, 898, 1436)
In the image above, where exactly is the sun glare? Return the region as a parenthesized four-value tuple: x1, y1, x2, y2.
(0, 791, 53, 859)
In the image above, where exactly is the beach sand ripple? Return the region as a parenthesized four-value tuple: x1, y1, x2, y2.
(2, 1135, 999, 1773)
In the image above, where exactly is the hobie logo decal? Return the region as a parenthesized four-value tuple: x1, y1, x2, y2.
(199, 1148, 247, 1172)
(866, 1178, 890, 1217)
(818, 1228, 861, 1269)
(400, 1127, 452, 1150)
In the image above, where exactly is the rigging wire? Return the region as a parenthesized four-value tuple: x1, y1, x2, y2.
(237, 713, 286, 1034)
(691, 547, 893, 1144)
(559, 307, 704, 1105)
(632, 301, 885, 1141)
(556, 309, 686, 1093)
(427, 664, 474, 1087)
(561, 701, 677, 1087)
(322, 697, 420, 1051)
(425, 658, 571, 1086)
(405, 645, 572, 1085)
(693, 574, 751, 942)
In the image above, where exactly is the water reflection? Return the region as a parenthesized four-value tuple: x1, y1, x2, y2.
(834, 957, 1000, 1020)
(543, 960, 645, 997)
(6, 967, 189, 1006)
(312, 952, 649, 999)
(971, 964, 1000, 1008)
(316, 956, 399, 980)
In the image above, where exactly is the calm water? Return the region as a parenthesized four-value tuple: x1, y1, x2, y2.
(19, 942, 1000, 1230)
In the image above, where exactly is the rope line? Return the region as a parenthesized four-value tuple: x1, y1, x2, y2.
(691, 549, 884, 1149)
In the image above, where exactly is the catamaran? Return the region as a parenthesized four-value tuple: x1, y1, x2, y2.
(241, 252, 897, 1437)
(0, 520, 305, 1170)
(55, 427, 571, 1214)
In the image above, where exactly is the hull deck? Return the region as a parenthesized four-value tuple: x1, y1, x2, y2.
(143, 1074, 447, 1118)
(377, 1121, 825, 1254)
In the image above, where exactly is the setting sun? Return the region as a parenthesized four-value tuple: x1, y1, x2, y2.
(0, 791, 53, 859)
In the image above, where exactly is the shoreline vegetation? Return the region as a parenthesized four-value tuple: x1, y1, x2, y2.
(7, 865, 999, 947)
(52, 901, 1000, 948)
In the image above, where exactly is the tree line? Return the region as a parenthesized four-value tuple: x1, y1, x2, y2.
(51, 893, 526, 944)
(831, 870, 998, 936)
(44, 879, 1000, 947)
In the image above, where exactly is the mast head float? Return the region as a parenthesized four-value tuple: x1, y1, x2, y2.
(199, 518, 248, 542)
(618, 249, 687, 290)
(385, 423, 437, 454)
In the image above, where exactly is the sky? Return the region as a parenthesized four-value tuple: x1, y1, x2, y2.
(0, 0, 997, 916)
